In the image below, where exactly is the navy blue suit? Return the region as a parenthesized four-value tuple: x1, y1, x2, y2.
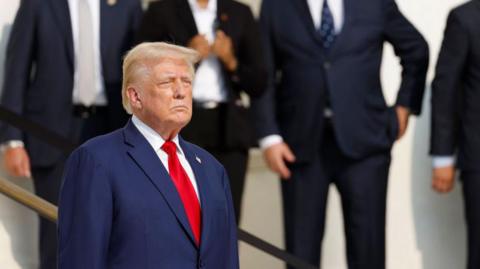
(0, 0, 142, 268)
(431, 2, 480, 268)
(58, 120, 239, 269)
(252, 0, 429, 268)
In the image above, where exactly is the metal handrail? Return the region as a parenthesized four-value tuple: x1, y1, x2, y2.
(0, 177, 57, 222)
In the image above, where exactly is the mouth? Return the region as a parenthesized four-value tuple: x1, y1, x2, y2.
(171, 105, 189, 111)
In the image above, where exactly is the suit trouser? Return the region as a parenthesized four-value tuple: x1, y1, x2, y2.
(461, 171, 480, 269)
(33, 109, 110, 269)
(283, 122, 391, 269)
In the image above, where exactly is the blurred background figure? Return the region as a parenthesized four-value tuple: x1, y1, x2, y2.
(136, 0, 266, 222)
(0, 0, 142, 268)
(252, 0, 429, 268)
(431, 1, 480, 269)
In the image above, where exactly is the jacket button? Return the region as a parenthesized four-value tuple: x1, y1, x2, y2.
(324, 62, 331, 70)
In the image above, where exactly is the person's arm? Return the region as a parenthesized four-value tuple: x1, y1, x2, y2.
(58, 147, 113, 268)
(134, 1, 164, 43)
(382, 0, 429, 137)
(215, 5, 267, 98)
(250, 0, 280, 139)
(0, 0, 39, 177)
(127, 0, 143, 46)
(250, 0, 296, 179)
(430, 10, 468, 193)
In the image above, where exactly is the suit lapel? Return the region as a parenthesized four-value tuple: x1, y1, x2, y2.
(47, 0, 74, 71)
(179, 138, 212, 251)
(123, 121, 199, 248)
(291, 0, 323, 46)
(176, 0, 199, 37)
(329, 0, 355, 58)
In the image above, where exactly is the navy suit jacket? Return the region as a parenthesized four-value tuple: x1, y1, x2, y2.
(58, 120, 239, 269)
(0, 0, 142, 166)
(431, 0, 480, 171)
(252, 0, 429, 161)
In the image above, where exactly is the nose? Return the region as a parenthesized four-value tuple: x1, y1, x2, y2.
(173, 79, 186, 99)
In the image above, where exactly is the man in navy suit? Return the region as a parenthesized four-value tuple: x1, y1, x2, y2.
(0, 0, 142, 268)
(58, 42, 239, 269)
(252, 0, 429, 268)
(431, 1, 480, 268)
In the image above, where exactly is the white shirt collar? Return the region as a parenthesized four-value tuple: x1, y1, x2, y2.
(188, 0, 217, 13)
(131, 116, 184, 156)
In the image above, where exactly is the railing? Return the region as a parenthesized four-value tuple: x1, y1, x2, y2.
(0, 176, 57, 222)
(0, 106, 318, 269)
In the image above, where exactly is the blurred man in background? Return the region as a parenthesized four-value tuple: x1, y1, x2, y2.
(252, 0, 429, 268)
(0, 0, 142, 268)
(136, 0, 266, 222)
(431, 1, 480, 268)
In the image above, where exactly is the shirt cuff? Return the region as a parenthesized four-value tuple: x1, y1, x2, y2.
(432, 156, 455, 168)
(0, 140, 25, 152)
(259, 135, 283, 150)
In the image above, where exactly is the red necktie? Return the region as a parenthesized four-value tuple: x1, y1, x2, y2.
(161, 141, 202, 245)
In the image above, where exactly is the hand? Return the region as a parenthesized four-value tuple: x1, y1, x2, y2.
(395, 106, 410, 139)
(212, 30, 237, 72)
(263, 142, 296, 179)
(3, 147, 31, 178)
(187, 34, 210, 60)
(432, 165, 456, 193)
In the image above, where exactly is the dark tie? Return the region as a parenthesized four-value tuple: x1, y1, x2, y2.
(319, 0, 336, 50)
(162, 141, 202, 245)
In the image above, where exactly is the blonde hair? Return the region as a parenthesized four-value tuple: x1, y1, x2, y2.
(121, 42, 200, 114)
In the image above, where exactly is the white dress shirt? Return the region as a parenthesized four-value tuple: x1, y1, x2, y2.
(432, 156, 455, 168)
(68, 0, 107, 105)
(259, 0, 344, 150)
(307, 0, 344, 33)
(188, 0, 228, 103)
(131, 116, 200, 201)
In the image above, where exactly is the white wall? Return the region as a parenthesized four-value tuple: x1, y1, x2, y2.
(0, 0, 469, 268)
(0, 1, 39, 268)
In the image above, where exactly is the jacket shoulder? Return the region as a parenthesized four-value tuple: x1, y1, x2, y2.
(450, 1, 478, 19)
(145, 0, 174, 11)
(228, 0, 252, 13)
(76, 129, 124, 158)
(447, 1, 479, 30)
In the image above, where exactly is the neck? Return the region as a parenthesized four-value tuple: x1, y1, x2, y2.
(197, 0, 209, 9)
(134, 114, 181, 141)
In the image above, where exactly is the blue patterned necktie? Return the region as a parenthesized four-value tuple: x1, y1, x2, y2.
(319, 0, 336, 50)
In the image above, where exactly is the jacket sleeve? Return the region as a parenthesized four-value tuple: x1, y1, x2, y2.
(226, 5, 267, 98)
(430, 10, 468, 156)
(135, 2, 165, 44)
(383, 0, 429, 115)
(58, 147, 113, 269)
(0, 0, 38, 142)
(250, 0, 281, 139)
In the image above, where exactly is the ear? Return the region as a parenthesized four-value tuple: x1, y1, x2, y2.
(127, 86, 142, 110)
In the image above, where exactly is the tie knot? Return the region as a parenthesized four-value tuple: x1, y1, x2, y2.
(161, 140, 177, 155)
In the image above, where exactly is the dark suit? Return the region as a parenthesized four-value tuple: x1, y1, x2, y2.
(58, 120, 239, 269)
(0, 0, 142, 268)
(252, 0, 428, 268)
(431, 2, 480, 268)
(136, 0, 266, 222)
